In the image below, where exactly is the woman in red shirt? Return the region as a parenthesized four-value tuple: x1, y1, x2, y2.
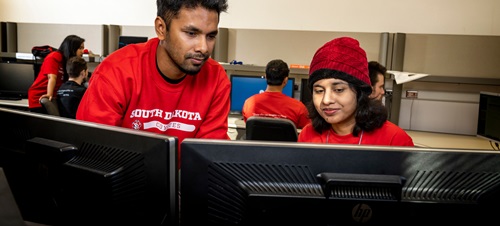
(298, 37, 414, 146)
(28, 35, 85, 114)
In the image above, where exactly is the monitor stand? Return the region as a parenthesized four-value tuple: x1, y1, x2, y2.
(0, 167, 26, 226)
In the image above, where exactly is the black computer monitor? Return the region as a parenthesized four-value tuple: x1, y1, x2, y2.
(118, 36, 148, 49)
(230, 75, 295, 114)
(0, 107, 178, 226)
(0, 62, 35, 99)
(300, 78, 311, 105)
(477, 91, 500, 147)
(180, 138, 500, 225)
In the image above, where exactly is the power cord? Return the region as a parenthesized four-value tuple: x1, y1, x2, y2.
(490, 141, 500, 151)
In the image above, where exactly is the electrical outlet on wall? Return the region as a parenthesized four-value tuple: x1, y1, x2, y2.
(406, 90, 418, 98)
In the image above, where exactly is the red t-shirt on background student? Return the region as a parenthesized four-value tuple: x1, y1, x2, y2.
(242, 91, 310, 129)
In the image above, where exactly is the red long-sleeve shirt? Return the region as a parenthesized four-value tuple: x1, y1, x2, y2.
(77, 38, 231, 163)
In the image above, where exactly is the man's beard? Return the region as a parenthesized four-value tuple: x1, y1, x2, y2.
(178, 53, 209, 75)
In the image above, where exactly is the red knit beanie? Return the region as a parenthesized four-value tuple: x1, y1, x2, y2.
(308, 37, 370, 85)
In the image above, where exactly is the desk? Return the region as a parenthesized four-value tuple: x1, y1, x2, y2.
(228, 116, 496, 150)
(227, 115, 245, 140)
(228, 115, 245, 128)
(0, 99, 29, 110)
(406, 130, 494, 150)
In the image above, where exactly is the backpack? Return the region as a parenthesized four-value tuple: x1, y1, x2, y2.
(31, 45, 57, 58)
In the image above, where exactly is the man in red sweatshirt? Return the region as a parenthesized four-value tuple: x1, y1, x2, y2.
(77, 0, 231, 163)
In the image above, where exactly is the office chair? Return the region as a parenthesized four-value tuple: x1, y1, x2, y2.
(245, 116, 298, 142)
(40, 97, 60, 116)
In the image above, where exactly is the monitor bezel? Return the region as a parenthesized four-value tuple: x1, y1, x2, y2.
(180, 138, 500, 225)
(476, 91, 500, 144)
(0, 62, 35, 99)
(299, 78, 311, 106)
(118, 36, 148, 49)
(0, 107, 178, 225)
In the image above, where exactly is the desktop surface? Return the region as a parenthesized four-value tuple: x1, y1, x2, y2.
(227, 116, 494, 150)
(406, 130, 494, 150)
(0, 98, 29, 109)
(0, 96, 22, 100)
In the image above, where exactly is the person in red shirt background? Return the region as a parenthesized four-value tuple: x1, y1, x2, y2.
(28, 35, 85, 114)
(298, 37, 413, 146)
(242, 59, 310, 129)
(76, 0, 231, 164)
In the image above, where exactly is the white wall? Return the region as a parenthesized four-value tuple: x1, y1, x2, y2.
(1, 0, 499, 36)
(0, 0, 156, 26)
(398, 91, 480, 135)
(16, 23, 105, 54)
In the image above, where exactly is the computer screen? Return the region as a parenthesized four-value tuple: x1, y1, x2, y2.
(0, 62, 35, 99)
(300, 78, 311, 105)
(477, 91, 500, 146)
(230, 75, 295, 114)
(118, 36, 148, 49)
(180, 138, 500, 225)
(0, 107, 178, 226)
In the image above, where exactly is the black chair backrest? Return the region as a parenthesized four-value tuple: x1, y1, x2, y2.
(245, 116, 298, 142)
(40, 97, 60, 116)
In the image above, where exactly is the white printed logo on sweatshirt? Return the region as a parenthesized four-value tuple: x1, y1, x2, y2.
(129, 108, 200, 132)
(143, 121, 195, 132)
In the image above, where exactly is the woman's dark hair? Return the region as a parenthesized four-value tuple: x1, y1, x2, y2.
(157, 0, 228, 31)
(58, 35, 85, 81)
(307, 69, 388, 136)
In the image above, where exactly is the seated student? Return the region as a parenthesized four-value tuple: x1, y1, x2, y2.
(368, 61, 387, 102)
(56, 56, 88, 119)
(298, 37, 414, 146)
(242, 59, 311, 129)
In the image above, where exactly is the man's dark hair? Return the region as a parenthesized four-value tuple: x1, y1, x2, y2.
(157, 0, 228, 30)
(66, 56, 88, 78)
(265, 59, 290, 86)
(368, 61, 387, 86)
